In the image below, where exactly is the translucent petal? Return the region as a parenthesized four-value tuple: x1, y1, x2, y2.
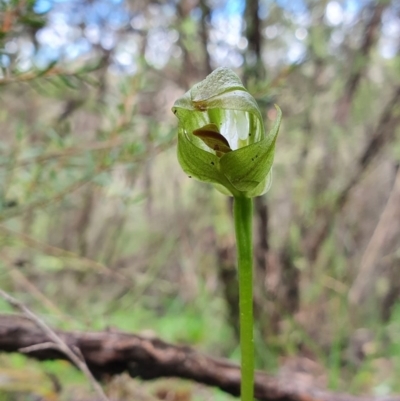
(221, 110, 239, 150)
(235, 111, 249, 141)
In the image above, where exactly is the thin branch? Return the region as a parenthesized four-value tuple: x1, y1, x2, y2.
(0, 225, 124, 278)
(349, 166, 400, 305)
(335, 3, 386, 124)
(0, 290, 109, 401)
(0, 171, 100, 223)
(19, 341, 59, 353)
(0, 137, 128, 169)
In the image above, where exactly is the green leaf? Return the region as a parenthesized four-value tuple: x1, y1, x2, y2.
(57, 75, 78, 89)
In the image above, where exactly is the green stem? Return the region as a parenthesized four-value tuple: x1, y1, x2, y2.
(233, 196, 254, 401)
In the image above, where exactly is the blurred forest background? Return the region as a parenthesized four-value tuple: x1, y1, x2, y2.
(1, 0, 400, 399)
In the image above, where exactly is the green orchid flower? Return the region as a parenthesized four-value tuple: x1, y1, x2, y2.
(172, 68, 282, 401)
(172, 67, 282, 198)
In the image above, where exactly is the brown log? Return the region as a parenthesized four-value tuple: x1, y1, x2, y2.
(0, 314, 398, 401)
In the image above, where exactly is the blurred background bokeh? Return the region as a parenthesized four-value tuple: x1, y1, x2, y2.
(1, 0, 400, 399)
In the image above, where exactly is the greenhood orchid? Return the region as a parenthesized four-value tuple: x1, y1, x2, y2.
(172, 67, 281, 198)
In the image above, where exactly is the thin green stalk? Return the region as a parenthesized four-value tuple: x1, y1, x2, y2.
(233, 196, 254, 401)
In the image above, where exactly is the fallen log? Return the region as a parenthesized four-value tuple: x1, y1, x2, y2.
(0, 314, 398, 401)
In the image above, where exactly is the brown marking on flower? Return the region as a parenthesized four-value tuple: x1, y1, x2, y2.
(193, 124, 232, 157)
(193, 101, 208, 111)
